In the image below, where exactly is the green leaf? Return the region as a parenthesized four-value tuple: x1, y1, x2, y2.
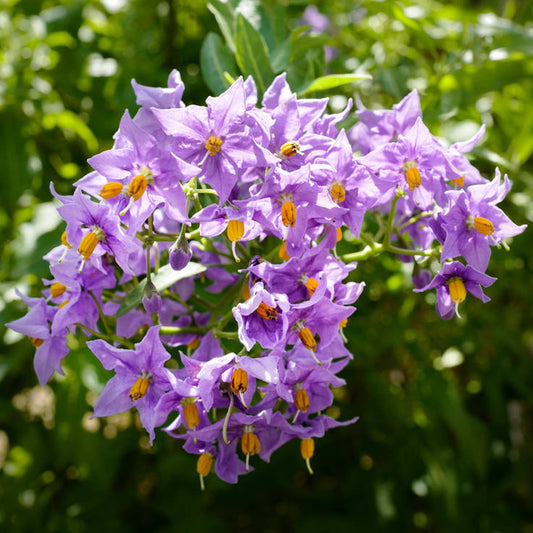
(41, 110, 98, 152)
(116, 262, 206, 317)
(271, 38, 291, 73)
(234, 14, 274, 97)
(200, 33, 238, 95)
(207, 0, 237, 53)
(299, 73, 372, 95)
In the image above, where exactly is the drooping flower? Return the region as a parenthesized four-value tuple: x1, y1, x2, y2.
(414, 261, 496, 319)
(440, 168, 526, 272)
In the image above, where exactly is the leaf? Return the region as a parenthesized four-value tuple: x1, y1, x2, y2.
(41, 110, 98, 152)
(299, 73, 372, 95)
(207, 0, 237, 53)
(234, 14, 274, 97)
(200, 33, 238, 95)
(116, 262, 206, 317)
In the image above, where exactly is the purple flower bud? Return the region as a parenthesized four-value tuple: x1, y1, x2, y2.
(169, 235, 192, 271)
(142, 280, 162, 313)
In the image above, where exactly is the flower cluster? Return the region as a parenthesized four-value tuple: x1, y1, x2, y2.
(7, 71, 525, 487)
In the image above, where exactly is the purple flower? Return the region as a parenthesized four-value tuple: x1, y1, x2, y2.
(154, 78, 271, 203)
(440, 169, 526, 272)
(6, 295, 69, 385)
(233, 282, 290, 351)
(87, 326, 175, 444)
(414, 261, 496, 319)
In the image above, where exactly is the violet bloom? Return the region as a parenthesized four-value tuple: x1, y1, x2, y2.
(6, 295, 69, 385)
(350, 89, 422, 155)
(196, 351, 280, 410)
(440, 169, 526, 272)
(87, 326, 175, 444)
(233, 281, 290, 351)
(414, 261, 496, 319)
(154, 77, 271, 203)
(86, 111, 198, 230)
(57, 188, 140, 274)
(360, 116, 459, 210)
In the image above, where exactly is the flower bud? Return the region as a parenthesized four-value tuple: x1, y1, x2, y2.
(142, 280, 162, 313)
(169, 234, 192, 271)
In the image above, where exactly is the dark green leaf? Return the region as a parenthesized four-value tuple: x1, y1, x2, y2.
(207, 0, 237, 53)
(234, 14, 274, 97)
(200, 33, 238, 95)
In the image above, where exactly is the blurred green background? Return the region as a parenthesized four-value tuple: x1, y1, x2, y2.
(1, 0, 532, 531)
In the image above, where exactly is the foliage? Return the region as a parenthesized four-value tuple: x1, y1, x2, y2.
(1, 0, 532, 531)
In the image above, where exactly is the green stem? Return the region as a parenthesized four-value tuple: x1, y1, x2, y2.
(76, 323, 134, 349)
(88, 291, 112, 335)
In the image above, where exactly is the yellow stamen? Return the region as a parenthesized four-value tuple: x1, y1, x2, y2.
(100, 182, 124, 199)
(298, 326, 317, 351)
(300, 438, 315, 475)
(281, 201, 297, 227)
(230, 368, 248, 396)
(128, 174, 148, 201)
(447, 277, 466, 304)
(294, 387, 310, 413)
(452, 175, 465, 187)
(205, 136, 223, 156)
(129, 376, 150, 401)
(227, 220, 245, 242)
(78, 232, 100, 261)
(473, 217, 495, 236)
(197, 452, 213, 490)
(182, 398, 200, 430)
(58, 299, 69, 309)
(405, 166, 421, 190)
(279, 241, 290, 261)
(50, 282, 67, 299)
(339, 318, 348, 328)
(336, 227, 343, 242)
(28, 337, 44, 348)
(187, 338, 200, 350)
(61, 230, 72, 248)
(241, 426, 261, 471)
(330, 183, 346, 203)
(256, 302, 279, 321)
(305, 277, 319, 298)
(280, 141, 300, 157)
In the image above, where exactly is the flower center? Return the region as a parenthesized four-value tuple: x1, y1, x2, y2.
(299, 274, 319, 297)
(300, 438, 315, 475)
(473, 216, 495, 235)
(294, 386, 310, 413)
(100, 182, 124, 199)
(452, 175, 465, 187)
(241, 425, 261, 471)
(330, 182, 346, 203)
(28, 337, 44, 348)
(128, 174, 148, 201)
(281, 201, 297, 227)
(230, 368, 249, 395)
(182, 398, 200, 430)
(205, 136, 223, 156)
(447, 277, 466, 303)
(405, 165, 421, 190)
(280, 141, 300, 157)
(298, 326, 317, 351)
(50, 282, 67, 299)
(227, 220, 245, 242)
(78, 227, 104, 261)
(256, 302, 279, 321)
(197, 452, 213, 491)
(129, 371, 151, 401)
